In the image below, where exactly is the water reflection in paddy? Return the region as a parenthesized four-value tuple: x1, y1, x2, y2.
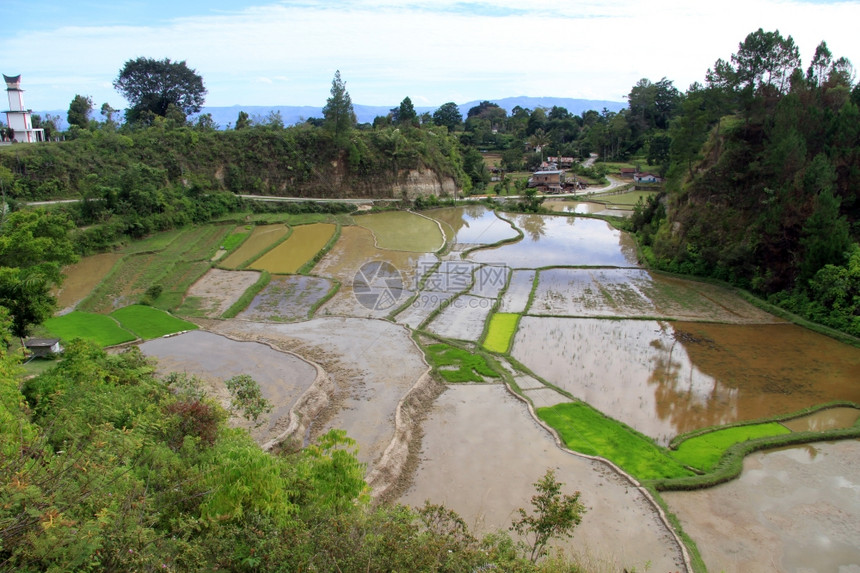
(428, 204, 519, 248)
(662, 440, 860, 573)
(467, 213, 638, 268)
(512, 318, 860, 445)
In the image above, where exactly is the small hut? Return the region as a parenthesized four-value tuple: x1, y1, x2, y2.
(24, 338, 63, 357)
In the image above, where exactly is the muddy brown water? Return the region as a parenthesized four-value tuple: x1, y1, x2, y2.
(662, 439, 860, 573)
(140, 330, 318, 443)
(398, 384, 686, 572)
(512, 318, 860, 445)
(781, 407, 860, 432)
(467, 213, 638, 268)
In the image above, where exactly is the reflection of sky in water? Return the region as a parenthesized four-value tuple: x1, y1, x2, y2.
(512, 317, 736, 445)
(468, 214, 638, 268)
(431, 205, 520, 245)
(513, 316, 860, 444)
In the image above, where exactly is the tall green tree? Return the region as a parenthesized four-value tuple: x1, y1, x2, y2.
(0, 210, 76, 338)
(67, 95, 93, 129)
(322, 70, 356, 145)
(391, 96, 418, 127)
(432, 102, 462, 132)
(113, 57, 206, 124)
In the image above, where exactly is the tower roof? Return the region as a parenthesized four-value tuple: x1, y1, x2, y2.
(4, 75, 22, 90)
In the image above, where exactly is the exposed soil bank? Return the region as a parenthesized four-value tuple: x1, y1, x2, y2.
(398, 384, 686, 572)
(662, 440, 860, 573)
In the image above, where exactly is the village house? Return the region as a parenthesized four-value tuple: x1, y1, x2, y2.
(528, 169, 564, 193)
(620, 167, 638, 178)
(634, 172, 662, 183)
(546, 156, 576, 168)
(24, 338, 63, 358)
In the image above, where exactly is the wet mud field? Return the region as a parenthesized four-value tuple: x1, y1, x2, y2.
(398, 384, 686, 572)
(662, 440, 860, 573)
(184, 268, 261, 318)
(140, 330, 318, 443)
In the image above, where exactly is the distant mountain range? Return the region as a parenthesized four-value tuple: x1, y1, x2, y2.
(35, 96, 626, 130)
(198, 96, 626, 128)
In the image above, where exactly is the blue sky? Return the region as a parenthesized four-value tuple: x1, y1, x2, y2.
(3, 0, 859, 113)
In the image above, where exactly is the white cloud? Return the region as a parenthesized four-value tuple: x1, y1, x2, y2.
(3, 0, 858, 110)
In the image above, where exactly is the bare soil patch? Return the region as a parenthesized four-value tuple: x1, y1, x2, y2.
(183, 268, 261, 318)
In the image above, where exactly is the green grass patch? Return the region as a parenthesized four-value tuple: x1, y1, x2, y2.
(118, 228, 185, 255)
(671, 423, 792, 472)
(483, 313, 519, 353)
(600, 191, 659, 206)
(423, 343, 501, 383)
(537, 402, 694, 481)
(43, 312, 137, 347)
(110, 305, 198, 340)
(221, 227, 252, 252)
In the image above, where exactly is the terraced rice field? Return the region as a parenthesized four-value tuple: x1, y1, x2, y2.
(239, 275, 335, 321)
(220, 224, 289, 269)
(428, 204, 519, 248)
(468, 214, 638, 268)
(248, 223, 336, 274)
(354, 211, 444, 252)
(55, 253, 124, 313)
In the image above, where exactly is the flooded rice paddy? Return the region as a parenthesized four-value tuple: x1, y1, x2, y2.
(398, 384, 686, 572)
(140, 330, 318, 443)
(529, 267, 780, 322)
(512, 317, 860, 445)
(207, 317, 428, 472)
(662, 439, 860, 573)
(238, 275, 334, 322)
(467, 213, 639, 268)
(428, 204, 519, 248)
(248, 223, 335, 274)
(313, 226, 433, 318)
(354, 210, 444, 252)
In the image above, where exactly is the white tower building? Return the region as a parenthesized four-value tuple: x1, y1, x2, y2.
(3, 74, 45, 143)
